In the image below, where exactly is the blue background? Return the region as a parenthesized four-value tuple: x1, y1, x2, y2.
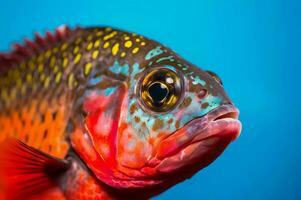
(1, 0, 300, 199)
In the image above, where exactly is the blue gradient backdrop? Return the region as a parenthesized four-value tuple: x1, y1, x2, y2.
(1, 0, 300, 199)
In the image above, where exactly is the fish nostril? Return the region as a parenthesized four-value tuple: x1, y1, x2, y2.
(197, 89, 207, 99)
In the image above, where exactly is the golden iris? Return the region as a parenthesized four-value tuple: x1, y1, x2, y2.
(140, 67, 183, 113)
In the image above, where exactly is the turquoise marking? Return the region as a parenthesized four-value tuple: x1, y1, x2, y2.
(191, 76, 206, 86)
(176, 93, 223, 128)
(126, 99, 155, 138)
(104, 86, 118, 96)
(131, 63, 141, 77)
(163, 65, 176, 71)
(155, 113, 176, 132)
(156, 55, 174, 63)
(180, 114, 194, 127)
(109, 61, 129, 76)
(145, 46, 164, 60)
(201, 95, 223, 113)
(88, 76, 102, 85)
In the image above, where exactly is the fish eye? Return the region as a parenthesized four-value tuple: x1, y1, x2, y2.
(139, 67, 183, 113)
(206, 70, 223, 85)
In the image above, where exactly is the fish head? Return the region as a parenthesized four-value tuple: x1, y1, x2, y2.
(72, 41, 241, 191)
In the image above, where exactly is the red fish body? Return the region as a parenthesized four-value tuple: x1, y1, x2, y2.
(0, 25, 241, 199)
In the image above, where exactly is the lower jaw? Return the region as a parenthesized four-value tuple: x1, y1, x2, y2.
(156, 133, 235, 173)
(102, 135, 233, 189)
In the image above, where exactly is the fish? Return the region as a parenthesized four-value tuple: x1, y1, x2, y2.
(0, 25, 242, 200)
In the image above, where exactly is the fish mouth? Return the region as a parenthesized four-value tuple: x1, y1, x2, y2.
(156, 104, 242, 173)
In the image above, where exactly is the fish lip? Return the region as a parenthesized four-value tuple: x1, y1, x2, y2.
(156, 104, 242, 160)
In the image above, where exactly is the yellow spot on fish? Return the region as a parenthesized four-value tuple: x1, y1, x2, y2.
(75, 37, 82, 44)
(87, 42, 93, 50)
(141, 41, 146, 46)
(92, 50, 99, 59)
(53, 65, 59, 73)
(21, 84, 26, 95)
(74, 54, 82, 64)
(44, 77, 50, 89)
(26, 73, 32, 83)
(13, 70, 20, 79)
(45, 50, 51, 58)
(112, 43, 119, 56)
(1, 89, 7, 100)
(132, 47, 139, 54)
(84, 63, 92, 76)
(124, 41, 132, 48)
(68, 73, 75, 88)
(73, 46, 79, 54)
(96, 31, 103, 36)
(136, 38, 141, 42)
(124, 36, 130, 40)
(40, 74, 46, 82)
(94, 40, 100, 48)
(53, 47, 58, 53)
(28, 60, 35, 70)
(50, 56, 56, 67)
(87, 35, 93, 41)
(61, 43, 68, 51)
(38, 63, 44, 73)
(10, 88, 17, 100)
(37, 54, 44, 62)
(103, 42, 110, 49)
(55, 72, 62, 83)
(105, 27, 112, 32)
(121, 52, 126, 57)
(16, 79, 22, 89)
(63, 58, 69, 68)
(132, 33, 137, 36)
(21, 85, 26, 95)
(103, 31, 117, 41)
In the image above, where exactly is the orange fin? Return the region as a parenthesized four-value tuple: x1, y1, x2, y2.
(0, 139, 70, 200)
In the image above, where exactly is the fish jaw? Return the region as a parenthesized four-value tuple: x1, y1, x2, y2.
(154, 104, 241, 173)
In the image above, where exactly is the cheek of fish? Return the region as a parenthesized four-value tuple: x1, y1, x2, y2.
(70, 79, 241, 189)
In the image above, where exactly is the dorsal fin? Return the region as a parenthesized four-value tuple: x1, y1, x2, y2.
(0, 25, 76, 70)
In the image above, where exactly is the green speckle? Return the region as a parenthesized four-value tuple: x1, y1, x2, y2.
(156, 55, 174, 63)
(145, 46, 164, 60)
(104, 86, 118, 96)
(191, 76, 206, 86)
(108, 61, 129, 76)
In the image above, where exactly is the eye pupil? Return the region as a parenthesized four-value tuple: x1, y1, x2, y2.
(148, 82, 169, 105)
